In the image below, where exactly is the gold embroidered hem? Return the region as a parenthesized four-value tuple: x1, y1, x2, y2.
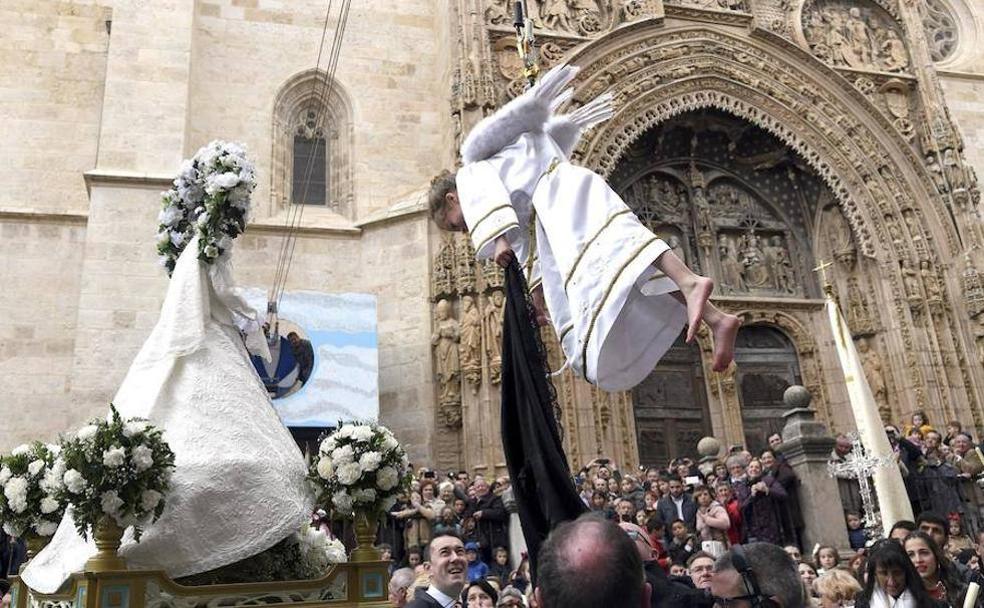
(563, 209, 633, 293)
(468, 204, 514, 236)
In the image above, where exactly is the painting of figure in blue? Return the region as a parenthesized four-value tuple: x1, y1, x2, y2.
(243, 288, 379, 426)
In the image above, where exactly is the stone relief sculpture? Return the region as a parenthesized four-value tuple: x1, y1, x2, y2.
(857, 337, 890, 420)
(483, 290, 505, 385)
(765, 236, 795, 293)
(432, 299, 462, 425)
(846, 276, 876, 335)
(485, 0, 651, 38)
(719, 234, 746, 293)
(740, 232, 771, 288)
(801, 0, 910, 73)
(460, 295, 483, 393)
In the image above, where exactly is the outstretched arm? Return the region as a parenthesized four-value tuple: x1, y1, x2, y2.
(544, 92, 615, 158)
(460, 63, 580, 164)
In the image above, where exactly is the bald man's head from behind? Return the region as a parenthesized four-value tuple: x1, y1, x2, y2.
(535, 512, 651, 608)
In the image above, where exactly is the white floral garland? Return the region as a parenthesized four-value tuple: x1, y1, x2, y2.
(156, 140, 256, 276)
(0, 442, 67, 538)
(309, 423, 410, 519)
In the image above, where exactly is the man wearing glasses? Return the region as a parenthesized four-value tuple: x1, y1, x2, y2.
(708, 544, 804, 608)
(619, 522, 714, 608)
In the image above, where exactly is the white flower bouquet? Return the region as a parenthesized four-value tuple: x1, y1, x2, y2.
(0, 442, 67, 538)
(56, 405, 175, 540)
(293, 525, 348, 569)
(156, 140, 256, 275)
(309, 423, 410, 519)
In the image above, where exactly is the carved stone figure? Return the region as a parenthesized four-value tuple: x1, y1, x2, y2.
(962, 253, 984, 318)
(432, 299, 461, 406)
(842, 8, 873, 69)
(718, 234, 746, 293)
(667, 234, 687, 265)
(765, 236, 795, 293)
(920, 260, 943, 302)
(483, 290, 505, 385)
(741, 231, 771, 288)
(541, 0, 575, 32)
(847, 276, 875, 335)
(857, 337, 889, 420)
(926, 153, 949, 193)
(879, 30, 909, 72)
(901, 259, 922, 303)
(459, 295, 483, 393)
(943, 148, 966, 191)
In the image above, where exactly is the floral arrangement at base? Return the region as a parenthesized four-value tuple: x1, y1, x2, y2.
(0, 442, 67, 538)
(309, 423, 411, 519)
(56, 405, 175, 541)
(175, 525, 347, 586)
(156, 140, 256, 275)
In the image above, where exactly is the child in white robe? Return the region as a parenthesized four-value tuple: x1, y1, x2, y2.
(430, 64, 740, 392)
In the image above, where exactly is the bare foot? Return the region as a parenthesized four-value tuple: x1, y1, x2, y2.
(684, 276, 714, 343)
(710, 313, 741, 372)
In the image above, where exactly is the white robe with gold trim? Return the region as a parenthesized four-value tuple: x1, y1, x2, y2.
(457, 129, 687, 392)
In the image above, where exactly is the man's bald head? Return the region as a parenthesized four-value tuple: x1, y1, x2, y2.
(537, 513, 647, 608)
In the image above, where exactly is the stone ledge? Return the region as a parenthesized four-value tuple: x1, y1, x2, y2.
(83, 170, 175, 195)
(0, 207, 88, 225)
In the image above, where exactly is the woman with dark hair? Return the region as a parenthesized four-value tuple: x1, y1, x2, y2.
(855, 540, 945, 608)
(904, 531, 975, 607)
(462, 579, 498, 608)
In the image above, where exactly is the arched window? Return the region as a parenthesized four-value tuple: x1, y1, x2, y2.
(272, 70, 353, 215)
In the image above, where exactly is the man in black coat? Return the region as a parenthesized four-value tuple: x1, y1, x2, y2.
(467, 478, 507, 562)
(405, 532, 467, 608)
(620, 522, 714, 608)
(655, 477, 697, 542)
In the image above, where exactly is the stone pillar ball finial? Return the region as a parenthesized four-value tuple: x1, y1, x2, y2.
(697, 436, 722, 458)
(783, 384, 812, 409)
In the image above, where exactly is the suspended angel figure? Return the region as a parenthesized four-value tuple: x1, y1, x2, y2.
(428, 64, 740, 391)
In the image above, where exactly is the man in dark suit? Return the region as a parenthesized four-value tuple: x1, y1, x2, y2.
(466, 479, 507, 562)
(656, 477, 697, 542)
(405, 532, 467, 608)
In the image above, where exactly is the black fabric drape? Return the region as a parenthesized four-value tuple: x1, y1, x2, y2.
(500, 260, 588, 580)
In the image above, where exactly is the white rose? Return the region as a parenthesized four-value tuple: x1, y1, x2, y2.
(317, 457, 334, 480)
(11, 444, 29, 457)
(375, 466, 399, 492)
(319, 437, 337, 454)
(332, 445, 355, 464)
(337, 425, 355, 439)
(381, 434, 399, 451)
(100, 490, 124, 516)
(34, 520, 58, 537)
(332, 490, 354, 513)
(102, 446, 126, 468)
(4, 477, 28, 513)
(336, 462, 363, 486)
(123, 421, 149, 438)
(27, 459, 45, 477)
(205, 171, 241, 194)
(63, 469, 87, 494)
(325, 538, 347, 563)
(355, 488, 376, 504)
(132, 445, 154, 473)
(351, 426, 374, 443)
(76, 425, 98, 441)
(2, 522, 22, 537)
(45, 444, 60, 456)
(40, 496, 60, 514)
(158, 205, 183, 227)
(0, 467, 11, 485)
(203, 244, 219, 258)
(359, 451, 382, 473)
(140, 489, 163, 512)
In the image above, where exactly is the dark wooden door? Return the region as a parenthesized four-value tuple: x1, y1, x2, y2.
(633, 332, 712, 468)
(735, 325, 802, 455)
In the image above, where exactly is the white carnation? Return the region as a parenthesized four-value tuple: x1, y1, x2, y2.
(351, 426, 374, 443)
(40, 496, 60, 514)
(0, 466, 11, 485)
(319, 437, 337, 454)
(332, 490, 354, 513)
(11, 444, 29, 457)
(205, 171, 241, 194)
(336, 462, 363, 486)
(27, 459, 45, 477)
(355, 488, 376, 504)
(317, 457, 334, 480)
(158, 205, 183, 227)
(123, 421, 149, 438)
(34, 520, 58, 537)
(40, 459, 65, 493)
(4, 477, 28, 513)
(2, 522, 22, 537)
(376, 466, 399, 492)
(140, 489, 163, 512)
(132, 445, 154, 473)
(76, 425, 98, 441)
(332, 445, 355, 464)
(337, 425, 355, 438)
(63, 469, 87, 494)
(203, 244, 219, 258)
(102, 446, 126, 468)
(45, 444, 60, 456)
(381, 434, 399, 451)
(359, 451, 382, 473)
(100, 490, 124, 516)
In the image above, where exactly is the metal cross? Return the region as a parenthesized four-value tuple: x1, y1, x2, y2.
(828, 433, 894, 540)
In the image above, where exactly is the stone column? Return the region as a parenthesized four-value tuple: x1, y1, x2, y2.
(780, 385, 850, 553)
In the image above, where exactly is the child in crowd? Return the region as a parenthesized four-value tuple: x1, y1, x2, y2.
(669, 562, 688, 578)
(846, 512, 866, 550)
(815, 545, 840, 575)
(488, 546, 511, 584)
(465, 541, 489, 582)
(946, 514, 974, 558)
(432, 507, 463, 538)
(430, 64, 739, 392)
(667, 519, 698, 566)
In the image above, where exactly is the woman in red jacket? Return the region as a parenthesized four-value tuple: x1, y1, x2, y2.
(715, 482, 743, 546)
